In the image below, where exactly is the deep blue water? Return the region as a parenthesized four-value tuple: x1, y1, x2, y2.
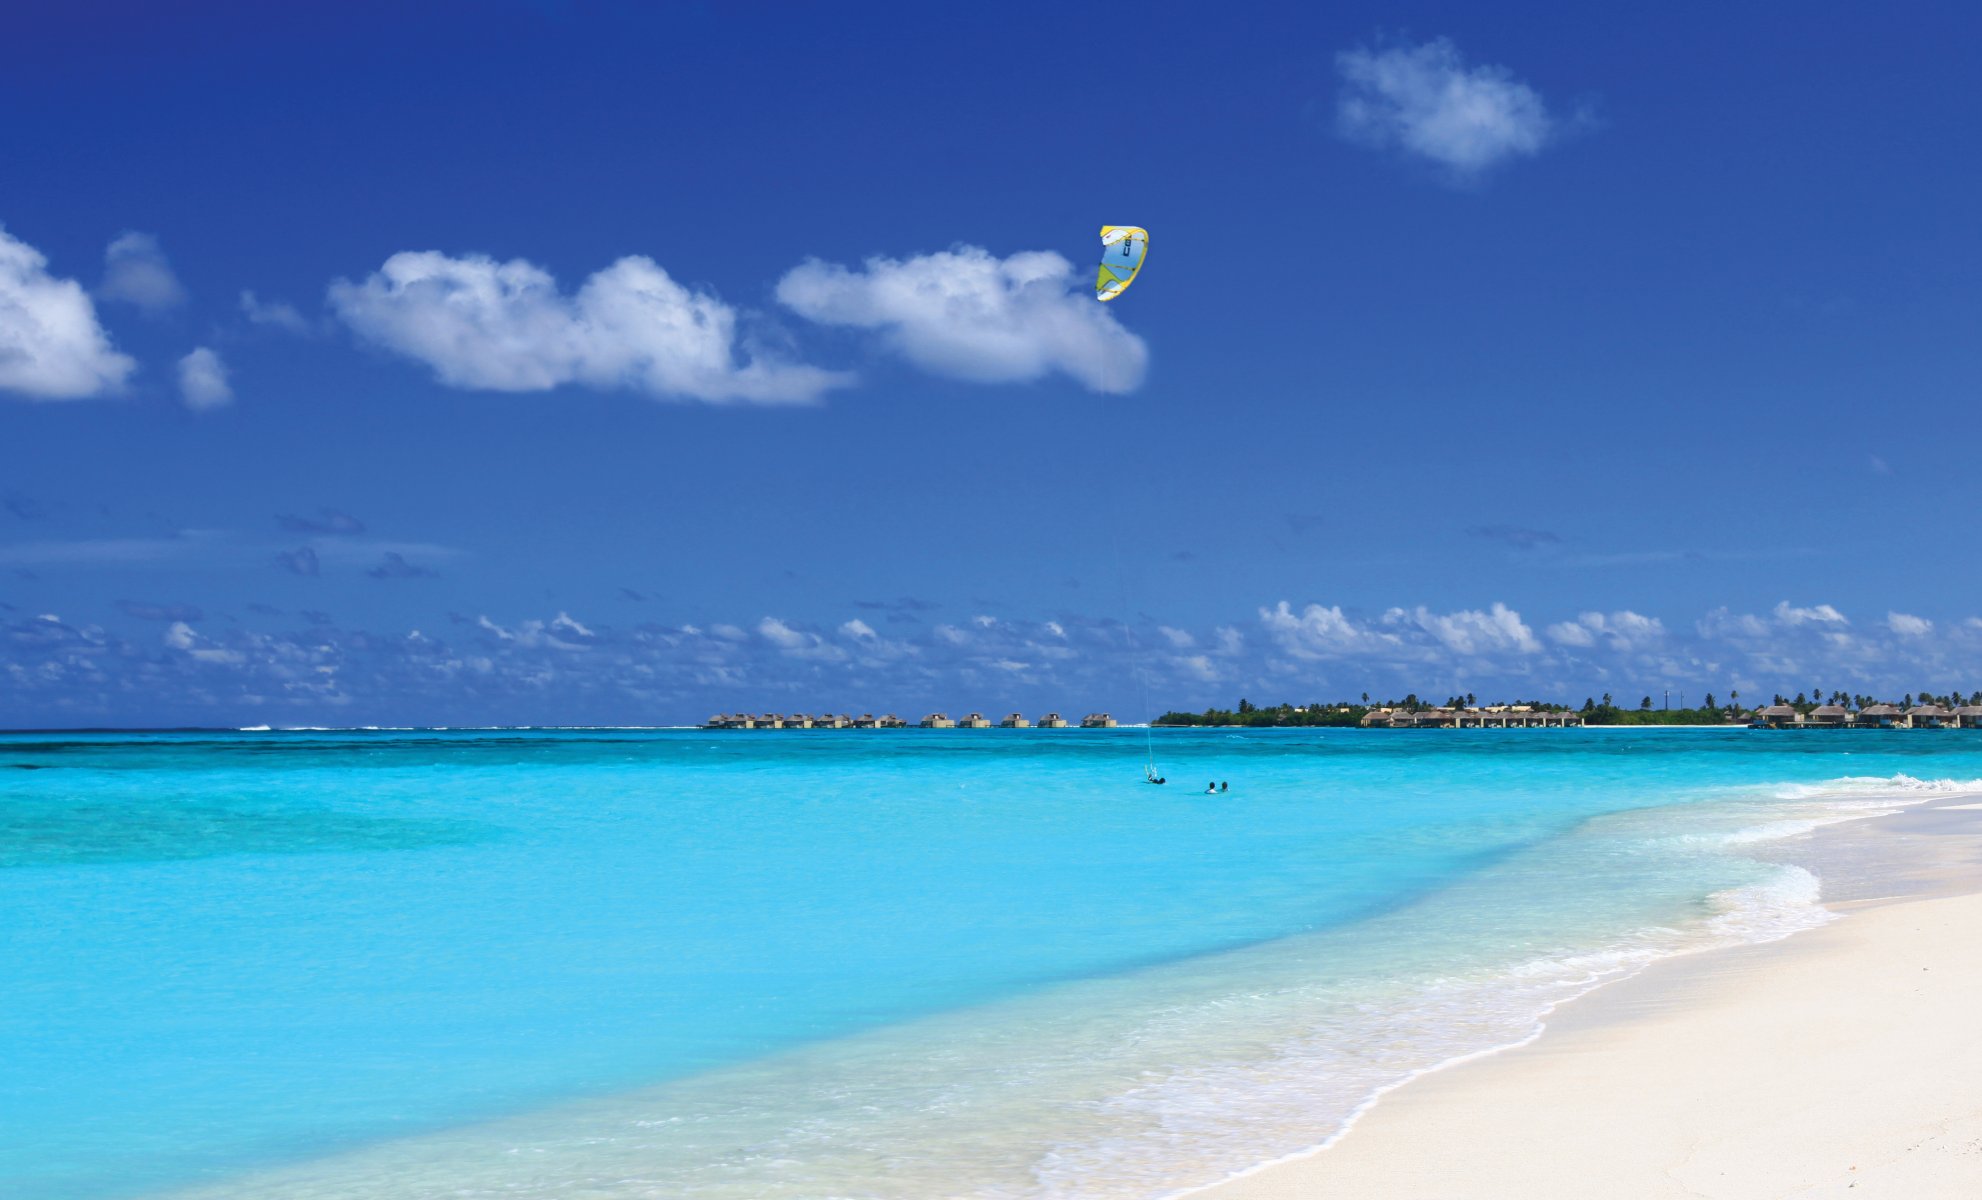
(4, 727, 1980, 1199)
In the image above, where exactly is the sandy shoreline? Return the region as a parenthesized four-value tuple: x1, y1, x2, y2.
(1192, 795, 1982, 1200)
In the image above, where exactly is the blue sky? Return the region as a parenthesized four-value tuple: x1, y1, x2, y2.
(3, 1, 1979, 726)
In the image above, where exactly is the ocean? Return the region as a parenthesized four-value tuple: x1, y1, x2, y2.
(4, 727, 1978, 1199)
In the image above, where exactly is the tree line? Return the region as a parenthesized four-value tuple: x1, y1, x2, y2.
(1155, 687, 1982, 728)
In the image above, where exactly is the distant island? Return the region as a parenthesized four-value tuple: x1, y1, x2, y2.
(1155, 691, 1982, 729)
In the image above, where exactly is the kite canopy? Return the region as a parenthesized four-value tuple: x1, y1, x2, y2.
(1095, 226, 1147, 302)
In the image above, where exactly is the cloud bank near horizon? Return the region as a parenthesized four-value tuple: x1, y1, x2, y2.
(5, 594, 1978, 727)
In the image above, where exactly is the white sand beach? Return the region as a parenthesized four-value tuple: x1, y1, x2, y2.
(1194, 800, 1982, 1200)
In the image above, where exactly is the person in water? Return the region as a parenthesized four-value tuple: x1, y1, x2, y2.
(1206, 782, 1217, 794)
(1220, 781, 1229, 792)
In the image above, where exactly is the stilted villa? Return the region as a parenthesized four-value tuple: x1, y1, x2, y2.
(1751, 704, 1982, 729)
(1361, 706, 1584, 728)
(708, 710, 1102, 730)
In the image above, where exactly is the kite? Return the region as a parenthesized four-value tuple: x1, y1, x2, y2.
(1095, 226, 1147, 302)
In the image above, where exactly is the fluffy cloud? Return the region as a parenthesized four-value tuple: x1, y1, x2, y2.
(240, 290, 313, 334)
(1547, 610, 1665, 651)
(177, 346, 233, 410)
(99, 231, 188, 312)
(0, 224, 137, 399)
(776, 246, 1148, 393)
(1887, 612, 1933, 637)
(329, 251, 849, 404)
(1773, 601, 1848, 626)
(757, 616, 847, 662)
(1260, 602, 1399, 660)
(1336, 38, 1565, 178)
(1383, 602, 1540, 656)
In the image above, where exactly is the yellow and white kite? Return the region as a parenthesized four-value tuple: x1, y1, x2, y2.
(1095, 226, 1147, 302)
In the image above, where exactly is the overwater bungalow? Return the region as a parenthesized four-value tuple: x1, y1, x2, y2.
(1806, 704, 1852, 727)
(959, 713, 992, 729)
(1001, 713, 1031, 728)
(1038, 713, 1069, 728)
(1858, 704, 1906, 728)
(1753, 704, 1802, 728)
(920, 713, 955, 729)
(1908, 704, 1955, 729)
(877, 713, 908, 728)
(1080, 713, 1117, 728)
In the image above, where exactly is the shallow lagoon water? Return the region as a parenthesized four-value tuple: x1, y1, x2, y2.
(4, 727, 1980, 1198)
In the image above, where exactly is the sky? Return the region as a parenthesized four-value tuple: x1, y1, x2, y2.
(2, 1, 1979, 727)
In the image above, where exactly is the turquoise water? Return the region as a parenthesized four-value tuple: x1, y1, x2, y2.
(4, 728, 1980, 1199)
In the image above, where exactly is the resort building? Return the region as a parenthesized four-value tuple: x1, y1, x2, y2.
(1858, 704, 1906, 728)
(1001, 713, 1031, 728)
(1806, 704, 1851, 727)
(1908, 704, 1955, 729)
(1753, 705, 1802, 728)
(877, 713, 908, 728)
(920, 713, 955, 729)
(1038, 713, 1069, 728)
(1080, 713, 1118, 728)
(1957, 707, 1982, 729)
(1362, 707, 1582, 729)
(816, 714, 849, 729)
(959, 713, 992, 729)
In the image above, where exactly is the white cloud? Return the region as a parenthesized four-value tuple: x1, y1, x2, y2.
(1158, 625, 1195, 648)
(163, 620, 244, 664)
(840, 618, 877, 641)
(176, 346, 232, 410)
(1176, 654, 1218, 682)
(757, 616, 846, 662)
(329, 250, 849, 404)
(240, 290, 312, 333)
(1697, 607, 1771, 639)
(1384, 602, 1540, 656)
(0, 224, 137, 399)
(1260, 602, 1398, 659)
(1547, 610, 1665, 651)
(1336, 38, 1563, 177)
(757, 616, 808, 650)
(550, 611, 595, 639)
(1773, 601, 1848, 626)
(1887, 612, 1932, 637)
(776, 246, 1147, 393)
(99, 231, 187, 312)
